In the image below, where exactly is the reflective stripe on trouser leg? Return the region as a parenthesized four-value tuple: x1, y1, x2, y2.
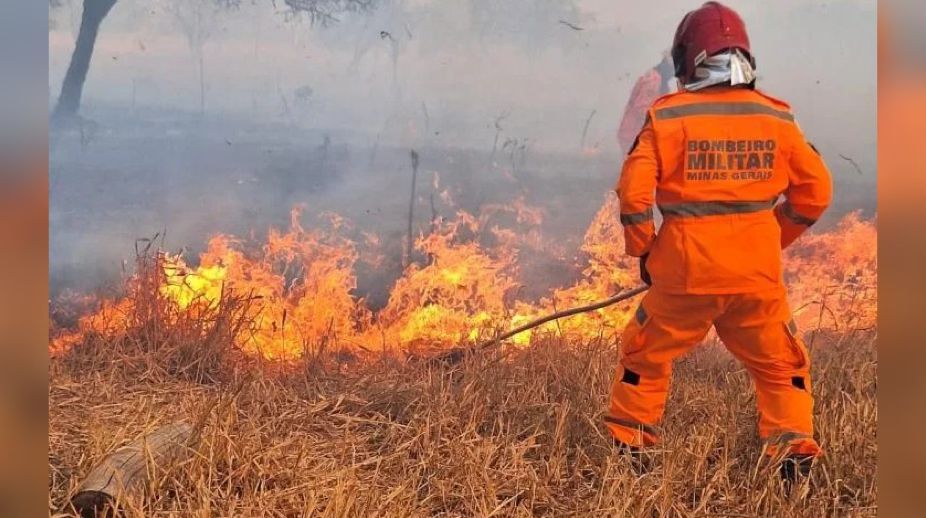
(714, 290, 821, 457)
(606, 290, 716, 447)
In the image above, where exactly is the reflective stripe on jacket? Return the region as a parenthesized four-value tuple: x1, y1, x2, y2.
(616, 87, 832, 294)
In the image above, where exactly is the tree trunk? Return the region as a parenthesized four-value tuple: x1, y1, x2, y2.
(53, 0, 118, 121)
(69, 422, 195, 517)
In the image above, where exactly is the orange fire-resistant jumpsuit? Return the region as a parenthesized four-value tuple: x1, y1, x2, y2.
(618, 68, 666, 154)
(606, 86, 832, 457)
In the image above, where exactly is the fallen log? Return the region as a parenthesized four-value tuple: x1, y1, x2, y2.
(69, 422, 195, 518)
(433, 285, 650, 365)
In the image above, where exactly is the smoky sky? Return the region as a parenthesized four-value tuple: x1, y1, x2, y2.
(48, 0, 876, 173)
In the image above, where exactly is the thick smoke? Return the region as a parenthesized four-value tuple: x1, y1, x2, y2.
(48, 0, 876, 296)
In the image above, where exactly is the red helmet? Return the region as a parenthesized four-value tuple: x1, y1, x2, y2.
(671, 2, 754, 83)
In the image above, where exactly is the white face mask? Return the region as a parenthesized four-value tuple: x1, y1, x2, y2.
(682, 49, 756, 92)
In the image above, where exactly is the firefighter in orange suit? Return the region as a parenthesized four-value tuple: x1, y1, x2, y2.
(617, 53, 676, 155)
(605, 2, 832, 482)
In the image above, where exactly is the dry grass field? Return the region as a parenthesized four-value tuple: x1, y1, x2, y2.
(47, 202, 877, 517)
(48, 326, 876, 517)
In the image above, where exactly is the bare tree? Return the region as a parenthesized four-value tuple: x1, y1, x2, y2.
(51, 0, 118, 121)
(50, 0, 380, 122)
(164, 0, 230, 117)
(284, 0, 378, 26)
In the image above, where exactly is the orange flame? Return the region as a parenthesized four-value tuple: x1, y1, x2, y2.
(51, 198, 876, 360)
(784, 211, 877, 332)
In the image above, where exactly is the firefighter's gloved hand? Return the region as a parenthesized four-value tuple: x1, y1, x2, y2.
(639, 253, 652, 286)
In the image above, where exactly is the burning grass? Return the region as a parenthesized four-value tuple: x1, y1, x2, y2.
(48, 198, 878, 515)
(49, 330, 876, 516)
(50, 198, 877, 361)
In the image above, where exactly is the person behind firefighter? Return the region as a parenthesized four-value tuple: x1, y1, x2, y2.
(617, 52, 677, 155)
(605, 2, 832, 483)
